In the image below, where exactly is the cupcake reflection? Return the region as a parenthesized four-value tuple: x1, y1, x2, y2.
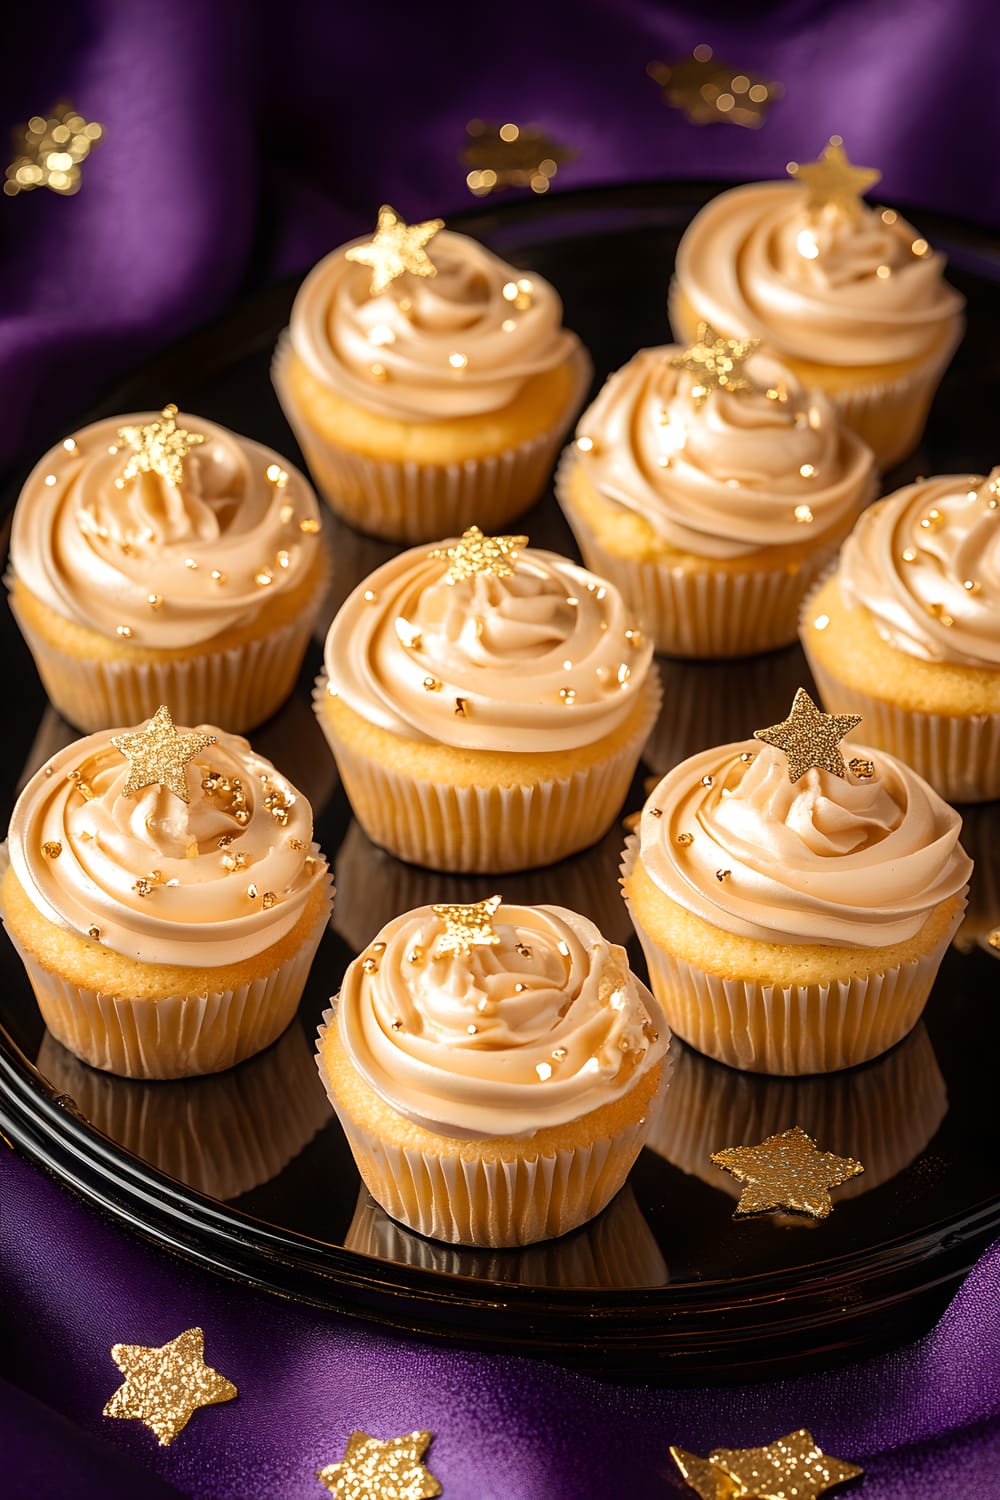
(954, 801, 1000, 960)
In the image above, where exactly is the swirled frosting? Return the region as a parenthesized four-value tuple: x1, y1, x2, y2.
(10, 413, 323, 649)
(573, 348, 875, 558)
(674, 182, 963, 367)
(336, 902, 667, 1137)
(289, 229, 581, 420)
(638, 740, 970, 947)
(7, 722, 328, 966)
(837, 471, 1000, 668)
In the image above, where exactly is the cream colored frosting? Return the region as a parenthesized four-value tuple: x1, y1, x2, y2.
(336, 902, 668, 1137)
(289, 229, 581, 420)
(323, 538, 654, 752)
(10, 413, 323, 649)
(836, 472, 1000, 668)
(573, 348, 875, 558)
(7, 723, 327, 966)
(638, 740, 970, 947)
(674, 182, 963, 367)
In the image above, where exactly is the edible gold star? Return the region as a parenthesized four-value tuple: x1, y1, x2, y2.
(345, 205, 444, 295)
(117, 405, 206, 487)
(4, 101, 103, 196)
(669, 324, 759, 406)
(317, 1429, 442, 1499)
(431, 525, 528, 582)
(111, 705, 215, 805)
(711, 1126, 864, 1220)
(669, 1446, 741, 1499)
(711, 1429, 863, 1499)
(432, 894, 502, 956)
(461, 119, 575, 196)
(647, 49, 782, 129)
(753, 687, 862, 783)
(103, 1326, 236, 1445)
(788, 137, 881, 217)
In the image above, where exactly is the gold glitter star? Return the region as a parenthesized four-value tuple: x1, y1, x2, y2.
(431, 525, 528, 582)
(4, 102, 103, 196)
(754, 687, 862, 783)
(432, 895, 502, 956)
(711, 1429, 863, 1499)
(111, 705, 215, 805)
(788, 137, 881, 216)
(669, 324, 759, 406)
(317, 1429, 442, 1499)
(711, 1126, 864, 1220)
(647, 49, 782, 129)
(345, 205, 444, 295)
(461, 119, 575, 196)
(669, 1446, 741, 1499)
(103, 1327, 236, 1446)
(117, 405, 206, 487)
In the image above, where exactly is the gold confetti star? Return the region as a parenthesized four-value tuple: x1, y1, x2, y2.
(647, 49, 782, 129)
(711, 1429, 863, 1499)
(669, 1446, 741, 1499)
(431, 525, 527, 582)
(461, 119, 575, 196)
(317, 1429, 442, 1499)
(788, 137, 881, 216)
(4, 101, 103, 196)
(117, 405, 205, 487)
(754, 687, 862, 783)
(111, 705, 215, 805)
(669, 324, 759, 406)
(432, 895, 502, 956)
(345, 205, 444, 295)
(711, 1125, 864, 1220)
(103, 1327, 236, 1446)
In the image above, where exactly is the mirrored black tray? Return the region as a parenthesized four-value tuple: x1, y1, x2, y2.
(2, 183, 1000, 1381)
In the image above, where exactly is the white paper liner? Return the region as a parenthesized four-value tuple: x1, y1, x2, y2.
(620, 835, 966, 1075)
(311, 669, 661, 873)
(273, 334, 591, 544)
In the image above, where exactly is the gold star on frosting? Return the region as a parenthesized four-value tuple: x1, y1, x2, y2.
(754, 687, 862, 783)
(788, 137, 881, 216)
(711, 1429, 864, 1499)
(111, 705, 215, 804)
(4, 101, 104, 196)
(103, 1326, 236, 1445)
(432, 894, 502, 956)
(317, 1429, 442, 1499)
(345, 204, 444, 295)
(712, 1125, 864, 1220)
(431, 525, 528, 582)
(117, 404, 205, 486)
(669, 324, 759, 406)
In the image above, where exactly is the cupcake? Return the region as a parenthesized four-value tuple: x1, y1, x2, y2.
(669, 139, 964, 469)
(316, 897, 668, 1247)
(622, 687, 971, 1075)
(8, 406, 327, 733)
(556, 337, 875, 657)
(1, 706, 332, 1078)
(314, 527, 660, 873)
(273, 205, 590, 542)
(801, 470, 1000, 803)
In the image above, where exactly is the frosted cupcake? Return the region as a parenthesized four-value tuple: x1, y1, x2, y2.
(8, 406, 327, 733)
(1, 706, 332, 1078)
(314, 527, 660, 873)
(670, 139, 964, 468)
(556, 336, 875, 656)
(622, 688, 970, 1074)
(273, 205, 590, 542)
(316, 897, 668, 1246)
(801, 470, 1000, 803)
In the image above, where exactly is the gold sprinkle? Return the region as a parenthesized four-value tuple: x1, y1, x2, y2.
(363, 588, 377, 602)
(87, 926, 101, 940)
(133, 878, 153, 898)
(516, 943, 533, 958)
(552, 1047, 567, 1060)
(536, 1062, 553, 1081)
(280, 502, 295, 523)
(928, 601, 954, 626)
(448, 351, 468, 370)
(617, 663, 631, 686)
(466, 1023, 478, 1035)
(559, 687, 576, 705)
(184, 557, 198, 570)
(988, 929, 1000, 951)
(875, 264, 892, 278)
(42, 840, 62, 858)
(234, 810, 250, 825)
(394, 617, 423, 650)
(265, 464, 289, 486)
(255, 570, 272, 587)
(454, 696, 468, 716)
(369, 362, 388, 381)
(882, 208, 898, 224)
(211, 569, 226, 584)
(575, 435, 595, 453)
(299, 517, 321, 533)
(146, 593, 162, 610)
(902, 548, 917, 562)
(262, 891, 277, 909)
(799, 463, 816, 479)
(501, 318, 516, 332)
(963, 579, 981, 594)
(247, 883, 258, 899)
(423, 676, 441, 692)
(624, 628, 641, 647)
(920, 508, 943, 529)
(912, 237, 929, 255)
(62, 437, 77, 451)
(794, 504, 814, 524)
(362, 956, 379, 974)
(408, 945, 424, 964)
(288, 837, 305, 850)
(850, 757, 875, 778)
(45, 766, 54, 776)
(391, 1017, 404, 1030)
(514, 983, 526, 993)
(739, 751, 756, 763)
(676, 832, 693, 846)
(716, 868, 732, 882)
(116, 624, 133, 639)
(701, 775, 713, 788)
(502, 281, 519, 300)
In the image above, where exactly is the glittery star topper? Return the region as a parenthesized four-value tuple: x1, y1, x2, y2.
(317, 1429, 442, 1499)
(4, 101, 103, 196)
(788, 136, 881, 216)
(671, 1430, 862, 1499)
(431, 525, 528, 583)
(432, 895, 502, 956)
(117, 405, 206, 487)
(754, 687, 862, 783)
(669, 324, 759, 406)
(711, 1125, 864, 1220)
(103, 1326, 236, 1445)
(111, 705, 215, 804)
(345, 204, 444, 295)
(647, 48, 782, 130)
(461, 119, 575, 196)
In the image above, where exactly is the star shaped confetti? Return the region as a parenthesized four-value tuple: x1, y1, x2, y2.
(432, 894, 502, 956)
(431, 525, 528, 583)
(345, 205, 444, 296)
(4, 101, 103, 196)
(317, 1429, 442, 1499)
(711, 1126, 864, 1220)
(103, 1327, 236, 1445)
(647, 48, 782, 129)
(669, 324, 759, 406)
(117, 404, 206, 487)
(461, 118, 575, 196)
(788, 137, 881, 217)
(754, 688, 862, 784)
(111, 705, 215, 805)
(670, 1430, 862, 1499)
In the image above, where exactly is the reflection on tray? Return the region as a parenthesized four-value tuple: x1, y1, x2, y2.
(36, 1018, 330, 1201)
(955, 801, 1000, 960)
(648, 1022, 947, 1202)
(344, 1181, 669, 1289)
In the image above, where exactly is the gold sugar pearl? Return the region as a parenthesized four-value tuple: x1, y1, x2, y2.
(794, 504, 814, 524)
(408, 946, 424, 964)
(116, 624, 133, 639)
(299, 517, 321, 533)
(391, 1017, 404, 1030)
(255, 570, 273, 587)
(739, 751, 756, 763)
(701, 775, 713, 788)
(362, 957, 379, 974)
(280, 503, 294, 523)
(261, 891, 277, 909)
(928, 601, 954, 626)
(211, 569, 226, 584)
(964, 579, 981, 594)
(575, 435, 596, 453)
(133, 878, 153, 897)
(467, 1023, 478, 1035)
(849, 757, 875, 779)
(247, 883, 258, 899)
(902, 548, 917, 562)
(559, 687, 576, 705)
(423, 676, 441, 692)
(536, 1062, 552, 1081)
(920, 508, 943, 529)
(676, 832, 693, 846)
(42, 840, 62, 858)
(552, 1047, 567, 1061)
(87, 925, 101, 940)
(265, 463, 288, 486)
(147, 593, 162, 610)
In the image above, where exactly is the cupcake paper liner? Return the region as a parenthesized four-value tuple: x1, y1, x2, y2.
(273, 335, 591, 544)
